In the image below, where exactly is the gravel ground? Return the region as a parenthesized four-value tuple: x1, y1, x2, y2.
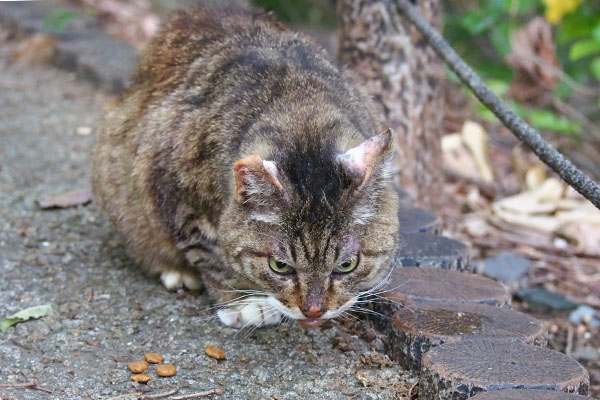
(0, 37, 414, 400)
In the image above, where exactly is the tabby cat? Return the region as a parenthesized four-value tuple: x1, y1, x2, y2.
(91, 6, 400, 328)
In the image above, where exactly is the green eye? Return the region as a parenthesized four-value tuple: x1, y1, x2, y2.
(335, 254, 359, 273)
(269, 257, 294, 274)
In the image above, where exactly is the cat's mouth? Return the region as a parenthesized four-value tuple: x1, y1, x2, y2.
(298, 318, 328, 328)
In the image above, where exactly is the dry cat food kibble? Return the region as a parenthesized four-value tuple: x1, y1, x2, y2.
(144, 352, 163, 364)
(128, 360, 148, 373)
(130, 374, 151, 383)
(205, 346, 226, 360)
(156, 364, 176, 377)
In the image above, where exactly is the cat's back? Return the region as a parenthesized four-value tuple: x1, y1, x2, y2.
(134, 7, 289, 104)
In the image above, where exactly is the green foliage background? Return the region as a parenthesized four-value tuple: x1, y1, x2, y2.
(254, 0, 600, 137)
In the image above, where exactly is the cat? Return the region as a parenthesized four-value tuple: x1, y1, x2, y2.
(91, 6, 400, 329)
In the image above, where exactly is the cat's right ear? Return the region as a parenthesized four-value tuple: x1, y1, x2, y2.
(233, 154, 285, 205)
(337, 129, 393, 190)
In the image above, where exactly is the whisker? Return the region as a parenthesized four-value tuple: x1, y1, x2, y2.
(348, 306, 390, 320)
(235, 307, 280, 340)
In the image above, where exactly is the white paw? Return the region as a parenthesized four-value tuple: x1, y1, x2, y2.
(216, 296, 282, 329)
(160, 270, 202, 291)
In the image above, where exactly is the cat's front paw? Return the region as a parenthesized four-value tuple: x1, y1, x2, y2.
(160, 270, 202, 291)
(216, 296, 282, 329)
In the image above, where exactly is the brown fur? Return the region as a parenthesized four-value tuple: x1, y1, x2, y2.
(92, 6, 400, 326)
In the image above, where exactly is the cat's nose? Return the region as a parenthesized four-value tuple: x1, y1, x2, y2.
(303, 305, 324, 318)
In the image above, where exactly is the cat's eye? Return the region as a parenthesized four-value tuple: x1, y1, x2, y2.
(268, 257, 294, 274)
(334, 254, 359, 274)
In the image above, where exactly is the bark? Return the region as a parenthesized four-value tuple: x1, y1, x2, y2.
(336, 0, 445, 208)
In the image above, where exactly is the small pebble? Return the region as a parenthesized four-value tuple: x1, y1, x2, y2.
(128, 360, 148, 373)
(156, 364, 176, 377)
(130, 374, 151, 383)
(76, 126, 92, 136)
(205, 346, 226, 360)
(144, 352, 163, 364)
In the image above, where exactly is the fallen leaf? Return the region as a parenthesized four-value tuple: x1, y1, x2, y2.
(11, 33, 56, 65)
(525, 165, 547, 190)
(493, 207, 562, 233)
(1, 304, 53, 332)
(37, 189, 92, 209)
(494, 178, 564, 215)
(506, 17, 559, 102)
(461, 121, 494, 183)
(559, 221, 600, 256)
(442, 133, 480, 182)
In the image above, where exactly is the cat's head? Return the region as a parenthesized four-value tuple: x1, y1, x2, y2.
(220, 129, 399, 327)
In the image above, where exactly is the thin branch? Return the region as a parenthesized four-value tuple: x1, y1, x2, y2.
(394, 0, 600, 210)
(105, 388, 180, 400)
(171, 388, 224, 399)
(140, 388, 180, 399)
(105, 393, 142, 400)
(0, 381, 53, 394)
(550, 95, 600, 141)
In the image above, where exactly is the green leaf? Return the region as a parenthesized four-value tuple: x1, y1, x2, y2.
(1, 305, 53, 332)
(557, 13, 597, 43)
(526, 108, 582, 134)
(569, 39, 600, 61)
(593, 21, 600, 43)
(489, 19, 511, 57)
(591, 57, 600, 81)
(43, 9, 80, 33)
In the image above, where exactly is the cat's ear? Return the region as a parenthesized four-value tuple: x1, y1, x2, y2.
(233, 154, 285, 204)
(337, 129, 393, 189)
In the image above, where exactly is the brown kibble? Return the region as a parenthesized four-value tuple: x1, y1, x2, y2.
(128, 360, 148, 373)
(205, 346, 226, 360)
(130, 374, 151, 383)
(144, 352, 163, 364)
(156, 364, 176, 377)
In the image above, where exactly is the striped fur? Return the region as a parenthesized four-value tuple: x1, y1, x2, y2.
(91, 6, 400, 327)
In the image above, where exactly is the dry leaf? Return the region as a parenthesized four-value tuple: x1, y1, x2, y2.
(442, 133, 480, 181)
(461, 121, 494, 183)
(525, 165, 547, 190)
(559, 221, 600, 256)
(464, 215, 490, 237)
(37, 189, 92, 209)
(494, 178, 564, 215)
(493, 207, 562, 233)
(11, 34, 56, 66)
(506, 17, 559, 102)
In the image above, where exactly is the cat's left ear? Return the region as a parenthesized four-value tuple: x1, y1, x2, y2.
(337, 129, 393, 189)
(233, 154, 285, 204)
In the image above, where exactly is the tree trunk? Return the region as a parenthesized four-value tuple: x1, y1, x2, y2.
(337, 0, 445, 209)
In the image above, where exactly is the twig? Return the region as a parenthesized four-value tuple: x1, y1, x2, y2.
(105, 393, 142, 400)
(394, 0, 600, 210)
(171, 388, 224, 399)
(0, 381, 53, 394)
(140, 388, 179, 399)
(565, 324, 574, 357)
(408, 381, 419, 398)
(105, 388, 180, 400)
(550, 95, 600, 141)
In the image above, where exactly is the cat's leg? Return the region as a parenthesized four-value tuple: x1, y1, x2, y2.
(216, 296, 282, 329)
(126, 231, 203, 291)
